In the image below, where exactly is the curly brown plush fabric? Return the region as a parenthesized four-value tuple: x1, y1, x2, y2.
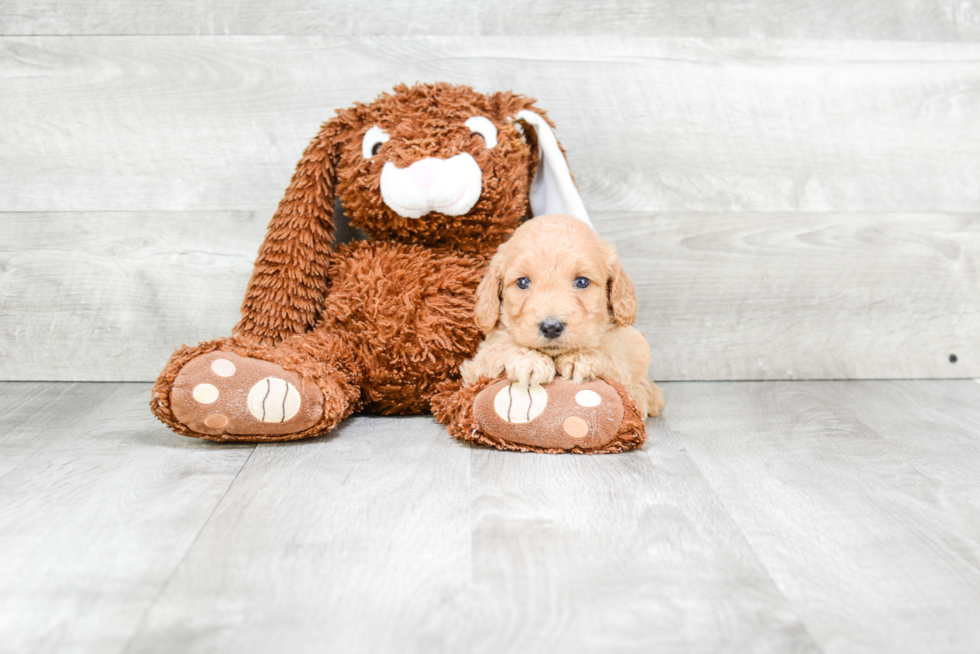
(150, 82, 563, 442)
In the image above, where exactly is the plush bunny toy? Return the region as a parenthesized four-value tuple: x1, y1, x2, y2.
(151, 82, 646, 453)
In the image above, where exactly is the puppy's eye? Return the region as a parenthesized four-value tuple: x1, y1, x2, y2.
(465, 116, 498, 149)
(516, 277, 531, 290)
(574, 277, 590, 289)
(362, 126, 390, 159)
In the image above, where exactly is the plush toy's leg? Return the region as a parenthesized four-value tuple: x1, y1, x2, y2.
(150, 332, 362, 442)
(431, 377, 647, 454)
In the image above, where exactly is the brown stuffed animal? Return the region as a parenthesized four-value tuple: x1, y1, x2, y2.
(150, 82, 645, 451)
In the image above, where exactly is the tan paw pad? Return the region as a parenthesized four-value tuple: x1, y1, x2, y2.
(473, 378, 626, 452)
(210, 358, 236, 377)
(170, 351, 323, 437)
(563, 416, 589, 439)
(204, 414, 229, 429)
(193, 383, 219, 404)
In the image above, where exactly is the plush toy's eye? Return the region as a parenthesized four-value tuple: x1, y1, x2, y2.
(465, 116, 498, 149)
(362, 126, 390, 159)
(574, 277, 590, 289)
(516, 277, 531, 290)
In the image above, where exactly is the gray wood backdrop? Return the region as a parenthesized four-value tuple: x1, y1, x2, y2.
(1, 2, 978, 382)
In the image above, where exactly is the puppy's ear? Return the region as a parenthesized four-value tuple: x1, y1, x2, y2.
(608, 257, 638, 327)
(235, 116, 346, 345)
(511, 106, 592, 228)
(474, 250, 505, 333)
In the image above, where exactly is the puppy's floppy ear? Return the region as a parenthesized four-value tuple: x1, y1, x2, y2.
(234, 117, 345, 345)
(608, 257, 638, 327)
(474, 250, 505, 333)
(512, 108, 592, 228)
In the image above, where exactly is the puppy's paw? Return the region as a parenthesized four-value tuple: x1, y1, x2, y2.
(648, 382, 665, 417)
(505, 350, 556, 387)
(460, 357, 503, 387)
(556, 351, 598, 383)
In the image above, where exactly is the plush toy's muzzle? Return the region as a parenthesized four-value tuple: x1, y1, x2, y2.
(380, 154, 483, 218)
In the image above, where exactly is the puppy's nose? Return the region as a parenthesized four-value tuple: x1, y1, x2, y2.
(538, 318, 565, 340)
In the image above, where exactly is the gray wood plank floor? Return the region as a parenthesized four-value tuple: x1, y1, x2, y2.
(2, 380, 979, 653)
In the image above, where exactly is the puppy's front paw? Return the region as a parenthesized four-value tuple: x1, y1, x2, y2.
(505, 350, 556, 387)
(556, 352, 598, 383)
(460, 358, 503, 386)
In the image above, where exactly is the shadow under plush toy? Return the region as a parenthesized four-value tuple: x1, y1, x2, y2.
(150, 82, 648, 453)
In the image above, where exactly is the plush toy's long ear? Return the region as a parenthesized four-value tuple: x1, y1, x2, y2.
(474, 251, 505, 334)
(234, 120, 341, 346)
(514, 109, 592, 228)
(608, 257, 638, 327)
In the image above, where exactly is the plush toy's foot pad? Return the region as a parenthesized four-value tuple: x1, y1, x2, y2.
(473, 378, 629, 452)
(170, 351, 323, 437)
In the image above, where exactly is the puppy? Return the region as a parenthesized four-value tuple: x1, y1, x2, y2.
(461, 214, 664, 417)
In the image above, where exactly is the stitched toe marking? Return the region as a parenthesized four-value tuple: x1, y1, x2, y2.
(563, 416, 589, 439)
(247, 377, 302, 423)
(493, 383, 548, 423)
(575, 389, 602, 407)
(193, 383, 219, 404)
(204, 414, 228, 429)
(210, 358, 236, 377)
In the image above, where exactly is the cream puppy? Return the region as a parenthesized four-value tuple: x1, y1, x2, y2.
(461, 214, 664, 416)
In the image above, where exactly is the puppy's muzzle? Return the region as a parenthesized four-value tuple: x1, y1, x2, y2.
(380, 155, 483, 219)
(538, 318, 565, 340)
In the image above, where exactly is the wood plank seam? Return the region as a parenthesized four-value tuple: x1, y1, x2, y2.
(644, 419, 827, 652)
(121, 445, 257, 653)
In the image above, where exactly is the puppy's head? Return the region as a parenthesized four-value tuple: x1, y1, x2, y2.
(474, 215, 637, 353)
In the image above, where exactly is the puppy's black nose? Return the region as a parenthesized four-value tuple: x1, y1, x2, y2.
(538, 318, 565, 340)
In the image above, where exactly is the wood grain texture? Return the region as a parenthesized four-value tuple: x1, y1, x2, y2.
(3, 37, 980, 214)
(832, 380, 980, 487)
(0, 211, 264, 382)
(118, 394, 822, 653)
(3, 0, 979, 40)
(2, 210, 975, 382)
(5, 380, 980, 652)
(607, 211, 980, 380)
(461, 431, 820, 653)
(124, 414, 473, 654)
(667, 380, 980, 654)
(0, 382, 254, 654)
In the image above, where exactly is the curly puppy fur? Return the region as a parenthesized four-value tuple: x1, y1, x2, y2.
(460, 214, 664, 417)
(151, 83, 565, 441)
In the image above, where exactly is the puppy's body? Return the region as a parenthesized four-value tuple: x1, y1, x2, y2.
(461, 215, 664, 417)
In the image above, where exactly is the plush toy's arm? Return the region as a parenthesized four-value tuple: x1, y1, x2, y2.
(234, 126, 338, 346)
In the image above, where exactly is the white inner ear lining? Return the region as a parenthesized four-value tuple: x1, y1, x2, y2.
(465, 116, 498, 149)
(511, 110, 593, 228)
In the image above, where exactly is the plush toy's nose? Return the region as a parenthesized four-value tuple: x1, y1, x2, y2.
(407, 158, 442, 190)
(380, 153, 483, 219)
(539, 318, 565, 340)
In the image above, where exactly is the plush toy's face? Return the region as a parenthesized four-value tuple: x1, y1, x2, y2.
(330, 84, 541, 252)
